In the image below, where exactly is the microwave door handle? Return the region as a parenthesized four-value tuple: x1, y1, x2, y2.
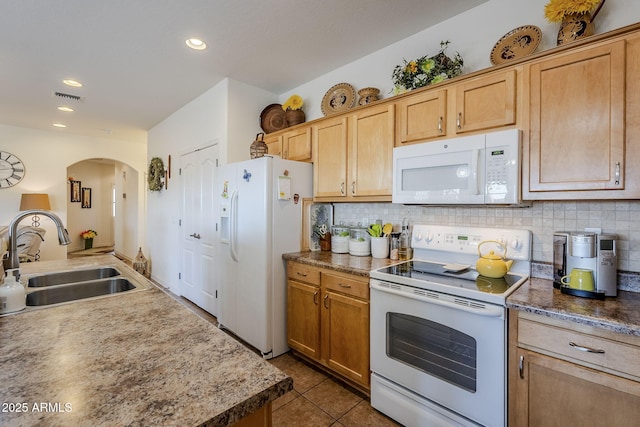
(470, 149, 479, 195)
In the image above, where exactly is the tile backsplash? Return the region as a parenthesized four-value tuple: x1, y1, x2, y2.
(333, 200, 640, 273)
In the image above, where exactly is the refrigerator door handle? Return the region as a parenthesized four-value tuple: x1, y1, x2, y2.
(230, 190, 239, 262)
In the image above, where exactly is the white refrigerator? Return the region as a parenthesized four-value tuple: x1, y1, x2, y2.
(217, 156, 312, 358)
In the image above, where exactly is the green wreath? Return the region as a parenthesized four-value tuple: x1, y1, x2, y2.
(148, 157, 165, 191)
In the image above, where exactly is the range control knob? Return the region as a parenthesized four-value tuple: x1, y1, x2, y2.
(510, 238, 521, 250)
(414, 231, 423, 242)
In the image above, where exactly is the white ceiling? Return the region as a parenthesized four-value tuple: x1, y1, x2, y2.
(0, 0, 487, 143)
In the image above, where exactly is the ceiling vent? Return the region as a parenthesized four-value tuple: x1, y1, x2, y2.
(53, 91, 83, 102)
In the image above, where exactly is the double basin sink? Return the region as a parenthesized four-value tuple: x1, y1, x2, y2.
(17, 265, 152, 312)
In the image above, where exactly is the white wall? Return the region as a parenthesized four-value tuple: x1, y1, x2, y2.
(0, 124, 146, 261)
(114, 162, 140, 259)
(146, 78, 278, 291)
(279, 0, 640, 120)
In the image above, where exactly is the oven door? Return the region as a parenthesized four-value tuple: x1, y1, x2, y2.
(370, 279, 506, 427)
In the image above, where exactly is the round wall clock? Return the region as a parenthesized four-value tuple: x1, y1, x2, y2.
(0, 151, 25, 188)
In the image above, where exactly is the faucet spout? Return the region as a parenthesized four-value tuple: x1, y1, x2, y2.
(4, 210, 71, 277)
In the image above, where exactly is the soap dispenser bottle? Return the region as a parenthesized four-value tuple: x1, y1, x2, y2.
(0, 269, 26, 314)
(398, 218, 413, 260)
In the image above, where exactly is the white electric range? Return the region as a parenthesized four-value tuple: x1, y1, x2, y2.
(369, 224, 532, 427)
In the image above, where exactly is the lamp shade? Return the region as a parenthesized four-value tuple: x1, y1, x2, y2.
(20, 193, 51, 211)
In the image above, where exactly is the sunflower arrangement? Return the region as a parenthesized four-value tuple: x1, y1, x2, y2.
(391, 41, 463, 94)
(282, 94, 304, 111)
(544, 0, 602, 22)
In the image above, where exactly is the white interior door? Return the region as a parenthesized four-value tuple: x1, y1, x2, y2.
(180, 144, 219, 316)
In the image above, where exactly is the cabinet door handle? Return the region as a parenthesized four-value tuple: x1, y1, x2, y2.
(340, 182, 345, 195)
(457, 112, 462, 130)
(313, 291, 319, 305)
(351, 181, 356, 195)
(189, 233, 201, 239)
(615, 161, 621, 185)
(519, 355, 524, 379)
(323, 294, 329, 309)
(338, 283, 352, 288)
(438, 116, 443, 133)
(569, 342, 605, 354)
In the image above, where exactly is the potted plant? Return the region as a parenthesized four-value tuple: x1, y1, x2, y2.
(391, 41, 463, 95)
(544, 0, 605, 45)
(81, 229, 97, 250)
(282, 94, 305, 126)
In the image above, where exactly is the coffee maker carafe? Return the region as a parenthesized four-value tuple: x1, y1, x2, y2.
(553, 231, 617, 297)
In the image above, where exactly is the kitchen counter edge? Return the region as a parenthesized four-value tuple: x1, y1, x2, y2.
(283, 251, 399, 277)
(507, 277, 640, 337)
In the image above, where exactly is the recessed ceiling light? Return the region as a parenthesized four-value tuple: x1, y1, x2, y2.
(63, 79, 82, 87)
(52, 123, 67, 128)
(186, 38, 207, 50)
(57, 106, 74, 112)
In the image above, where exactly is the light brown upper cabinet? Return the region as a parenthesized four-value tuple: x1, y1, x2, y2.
(263, 133, 282, 157)
(262, 126, 312, 162)
(312, 116, 349, 199)
(313, 103, 394, 201)
(396, 89, 447, 145)
(282, 126, 312, 162)
(524, 37, 640, 200)
(395, 69, 518, 146)
(453, 69, 518, 134)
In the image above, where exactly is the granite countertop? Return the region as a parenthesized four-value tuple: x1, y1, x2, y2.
(0, 255, 292, 426)
(282, 251, 399, 277)
(507, 277, 640, 337)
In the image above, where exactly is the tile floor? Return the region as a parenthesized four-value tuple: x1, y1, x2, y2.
(268, 352, 401, 427)
(173, 295, 401, 426)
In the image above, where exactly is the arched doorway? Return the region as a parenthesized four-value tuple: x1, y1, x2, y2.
(66, 158, 140, 260)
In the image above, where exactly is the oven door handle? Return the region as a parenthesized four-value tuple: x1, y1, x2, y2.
(371, 281, 505, 318)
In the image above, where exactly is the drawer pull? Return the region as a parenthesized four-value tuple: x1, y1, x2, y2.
(569, 342, 605, 354)
(296, 271, 308, 277)
(519, 355, 524, 379)
(338, 283, 352, 288)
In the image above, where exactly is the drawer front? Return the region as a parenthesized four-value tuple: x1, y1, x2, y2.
(518, 318, 640, 380)
(322, 272, 369, 300)
(287, 262, 320, 285)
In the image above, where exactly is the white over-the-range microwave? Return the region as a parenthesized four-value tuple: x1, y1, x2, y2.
(392, 129, 525, 206)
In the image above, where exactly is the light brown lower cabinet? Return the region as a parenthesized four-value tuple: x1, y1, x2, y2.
(286, 261, 370, 391)
(509, 311, 640, 427)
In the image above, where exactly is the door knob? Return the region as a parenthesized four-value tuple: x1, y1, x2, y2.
(189, 233, 201, 239)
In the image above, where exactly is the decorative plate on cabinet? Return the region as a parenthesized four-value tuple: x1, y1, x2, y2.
(260, 103, 287, 133)
(321, 83, 356, 116)
(490, 25, 542, 65)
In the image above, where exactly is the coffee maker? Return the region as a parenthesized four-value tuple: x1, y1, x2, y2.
(553, 231, 618, 297)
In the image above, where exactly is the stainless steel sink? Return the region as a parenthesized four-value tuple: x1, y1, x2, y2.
(26, 277, 138, 306)
(27, 267, 121, 287)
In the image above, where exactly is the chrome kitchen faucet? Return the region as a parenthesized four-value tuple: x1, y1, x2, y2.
(3, 210, 71, 279)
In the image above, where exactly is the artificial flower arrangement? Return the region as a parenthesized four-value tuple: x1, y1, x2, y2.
(80, 229, 98, 240)
(281, 94, 304, 111)
(391, 41, 463, 95)
(544, 0, 603, 22)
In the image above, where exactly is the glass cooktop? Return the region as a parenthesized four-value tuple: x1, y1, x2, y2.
(376, 260, 526, 295)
